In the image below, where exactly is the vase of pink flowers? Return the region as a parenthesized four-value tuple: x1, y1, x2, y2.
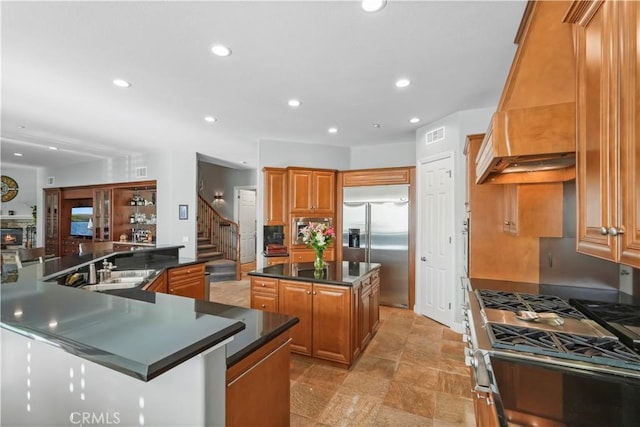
(299, 222, 336, 271)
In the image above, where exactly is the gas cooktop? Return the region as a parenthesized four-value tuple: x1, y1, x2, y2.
(571, 299, 640, 353)
(477, 289, 585, 319)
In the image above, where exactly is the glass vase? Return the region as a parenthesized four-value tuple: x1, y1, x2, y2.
(313, 249, 324, 271)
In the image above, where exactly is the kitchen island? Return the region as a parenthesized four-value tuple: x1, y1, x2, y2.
(249, 261, 381, 367)
(1, 247, 298, 427)
(464, 277, 640, 426)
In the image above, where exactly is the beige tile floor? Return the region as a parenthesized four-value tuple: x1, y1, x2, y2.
(210, 279, 475, 427)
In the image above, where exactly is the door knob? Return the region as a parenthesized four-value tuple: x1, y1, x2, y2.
(608, 226, 625, 236)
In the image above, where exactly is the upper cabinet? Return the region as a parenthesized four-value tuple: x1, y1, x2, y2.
(565, 0, 640, 268)
(288, 168, 336, 216)
(263, 167, 287, 225)
(44, 188, 60, 256)
(476, 0, 577, 184)
(93, 188, 112, 242)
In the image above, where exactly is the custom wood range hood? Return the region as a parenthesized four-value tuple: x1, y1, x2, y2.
(476, 0, 577, 185)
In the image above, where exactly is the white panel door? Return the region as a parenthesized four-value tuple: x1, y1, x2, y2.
(238, 188, 256, 264)
(417, 154, 454, 326)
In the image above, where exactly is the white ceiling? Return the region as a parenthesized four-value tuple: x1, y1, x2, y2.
(1, 0, 526, 170)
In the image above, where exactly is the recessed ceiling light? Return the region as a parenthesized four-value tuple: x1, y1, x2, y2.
(241, 161, 248, 164)
(113, 79, 131, 88)
(14, 153, 23, 157)
(328, 127, 338, 134)
(395, 78, 411, 88)
(17, 125, 26, 129)
(373, 123, 381, 128)
(362, 0, 387, 13)
(211, 44, 232, 57)
(288, 99, 301, 107)
(48, 146, 59, 151)
(409, 117, 420, 124)
(204, 116, 217, 123)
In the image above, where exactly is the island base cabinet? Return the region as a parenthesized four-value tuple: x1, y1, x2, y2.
(279, 280, 352, 365)
(312, 284, 352, 364)
(167, 263, 206, 300)
(226, 332, 291, 427)
(279, 280, 313, 355)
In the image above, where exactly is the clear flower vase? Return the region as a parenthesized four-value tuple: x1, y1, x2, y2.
(313, 249, 324, 271)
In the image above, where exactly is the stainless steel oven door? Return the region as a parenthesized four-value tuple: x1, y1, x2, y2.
(292, 217, 332, 245)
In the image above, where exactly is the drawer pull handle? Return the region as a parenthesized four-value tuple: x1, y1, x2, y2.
(261, 283, 266, 287)
(261, 304, 266, 308)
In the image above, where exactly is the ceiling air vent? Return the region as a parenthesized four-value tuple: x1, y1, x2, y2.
(134, 167, 148, 178)
(47, 176, 54, 185)
(426, 127, 445, 144)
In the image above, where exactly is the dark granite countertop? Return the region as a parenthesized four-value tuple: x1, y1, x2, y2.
(1, 246, 298, 380)
(248, 261, 381, 286)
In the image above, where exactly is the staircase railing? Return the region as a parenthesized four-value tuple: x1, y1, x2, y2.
(197, 195, 241, 280)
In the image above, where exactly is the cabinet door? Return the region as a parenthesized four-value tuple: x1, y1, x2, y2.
(312, 283, 351, 364)
(618, 0, 640, 267)
(575, 1, 618, 261)
(264, 168, 287, 225)
(312, 171, 336, 215)
(370, 271, 381, 332)
(44, 189, 60, 256)
(279, 280, 313, 355)
(93, 189, 112, 242)
(505, 184, 563, 237)
(359, 279, 372, 349)
(288, 170, 313, 214)
(146, 271, 168, 293)
(168, 264, 206, 300)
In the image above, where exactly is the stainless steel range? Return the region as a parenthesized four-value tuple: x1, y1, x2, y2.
(468, 289, 640, 378)
(462, 283, 640, 426)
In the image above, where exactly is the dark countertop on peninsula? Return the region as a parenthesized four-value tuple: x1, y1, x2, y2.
(1, 246, 298, 380)
(248, 261, 381, 286)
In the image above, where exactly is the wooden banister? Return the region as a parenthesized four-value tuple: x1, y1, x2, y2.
(197, 195, 241, 280)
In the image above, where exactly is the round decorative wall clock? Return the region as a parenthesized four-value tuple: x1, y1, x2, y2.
(1, 175, 19, 202)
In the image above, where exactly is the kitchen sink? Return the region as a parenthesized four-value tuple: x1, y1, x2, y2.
(82, 282, 142, 291)
(109, 269, 157, 279)
(79, 269, 157, 291)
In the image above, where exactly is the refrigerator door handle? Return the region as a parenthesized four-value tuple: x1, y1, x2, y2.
(366, 203, 371, 264)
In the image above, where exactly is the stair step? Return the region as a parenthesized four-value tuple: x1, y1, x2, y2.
(197, 243, 217, 251)
(208, 271, 238, 283)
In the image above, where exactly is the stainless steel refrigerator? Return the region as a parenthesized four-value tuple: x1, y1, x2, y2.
(342, 185, 409, 308)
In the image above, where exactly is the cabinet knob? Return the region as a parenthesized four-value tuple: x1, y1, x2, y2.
(261, 283, 266, 287)
(170, 288, 174, 292)
(261, 304, 266, 308)
(307, 290, 311, 295)
(608, 226, 625, 236)
(600, 226, 609, 235)
(504, 221, 510, 226)
(313, 291, 317, 295)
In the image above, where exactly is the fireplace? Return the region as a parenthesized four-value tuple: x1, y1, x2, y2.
(1, 228, 24, 247)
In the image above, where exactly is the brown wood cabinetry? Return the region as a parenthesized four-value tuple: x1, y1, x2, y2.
(370, 269, 380, 331)
(264, 256, 289, 266)
(145, 271, 168, 293)
(93, 188, 112, 242)
(342, 167, 411, 187)
(226, 331, 291, 427)
(566, 0, 640, 268)
(288, 168, 336, 216)
(279, 279, 352, 364)
(44, 189, 60, 256)
(289, 247, 334, 263)
(358, 276, 372, 350)
(466, 134, 539, 283)
(167, 263, 206, 300)
(502, 183, 563, 237)
(61, 237, 87, 256)
(112, 184, 157, 244)
(250, 276, 279, 312)
(263, 168, 287, 225)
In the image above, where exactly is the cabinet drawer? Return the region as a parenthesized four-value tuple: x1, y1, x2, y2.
(168, 263, 205, 281)
(251, 277, 278, 294)
(265, 256, 289, 266)
(290, 248, 335, 263)
(251, 293, 279, 312)
(371, 269, 380, 283)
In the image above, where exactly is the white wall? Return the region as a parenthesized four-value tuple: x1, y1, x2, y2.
(415, 107, 494, 331)
(41, 151, 199, 259)
(350, 141, 415, 169)
(0, 165, 39, 216)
